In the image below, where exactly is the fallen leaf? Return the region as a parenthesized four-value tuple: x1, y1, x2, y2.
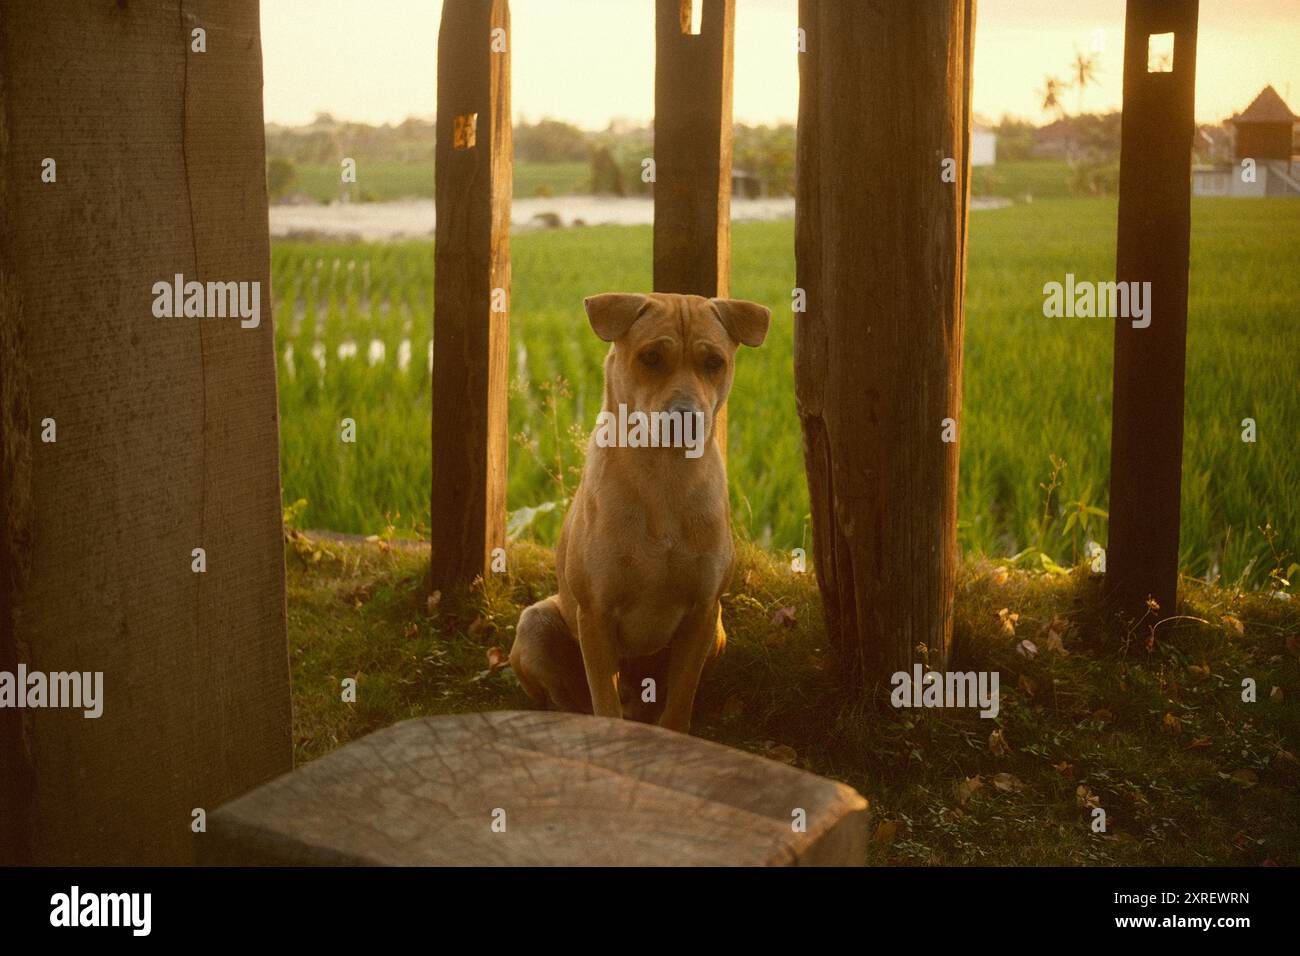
(990, 567, 1010, 586)
(1186, 735, 1212, 750)
(1053, 760, 1075, 778)
(1270, 686, 1285, 704)
(1221, 614, 1245, 636)
(765, 743, 798, 765)
(771, 606, 798, 628)
(872, 820, 900, 845)
(1076, 784, 1100, 809)
(1229, 768, 1258, 788)
(989, 729, 1012, 757)
(1091, 708, 1113, 725)
(1230, 830, 1253, 851)
(992, 772, 1024, 792)
(953, 775, 984, 806)
(1162, 713, 1182, 734)
(997, 607, 1020, 638)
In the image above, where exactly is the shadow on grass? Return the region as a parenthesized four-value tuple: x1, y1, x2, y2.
(286, 531, 1299, 866)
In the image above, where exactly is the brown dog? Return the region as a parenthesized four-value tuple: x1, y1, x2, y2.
(509, 292, 770, 733)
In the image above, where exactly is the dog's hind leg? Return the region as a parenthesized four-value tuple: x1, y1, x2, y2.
(510, 596, 592, 714)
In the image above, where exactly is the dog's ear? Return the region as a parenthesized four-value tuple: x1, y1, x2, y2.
(711, 298, 771, 348)
(584, 293, 647, 342)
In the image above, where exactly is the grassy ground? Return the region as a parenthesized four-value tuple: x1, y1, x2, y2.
(285, 528, 1300, 866)
(272, 197, 1300, 588)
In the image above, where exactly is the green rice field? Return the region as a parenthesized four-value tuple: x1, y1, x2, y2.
(271, 197, 1300, 588)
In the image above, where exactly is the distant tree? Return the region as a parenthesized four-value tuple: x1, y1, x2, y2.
(266, 156, 297, 200)
(515, 119, 590, 163)
(590, 146, 625, 196)
(1071, 48, 1099, 114)
(1039, 75, 1069, 120)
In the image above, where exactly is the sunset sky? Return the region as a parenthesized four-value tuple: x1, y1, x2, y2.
(261, 0, 1300, 128)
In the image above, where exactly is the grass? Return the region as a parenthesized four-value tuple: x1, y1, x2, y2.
(272, 197, 1300, 589)
(282, 160, 591, 202)
(971, 159, 1094, 200)
(285, 529, 1300, 866)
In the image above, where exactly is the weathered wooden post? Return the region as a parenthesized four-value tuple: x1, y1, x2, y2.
(1106, 0, 1199, 617)
(653, 0, 734, 453)
(794, 2, 975, 688)
(0, 0, 290, 864)
(430, 0, 512, 591)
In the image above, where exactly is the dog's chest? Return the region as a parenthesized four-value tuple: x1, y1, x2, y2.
(607, 527, 729, 658)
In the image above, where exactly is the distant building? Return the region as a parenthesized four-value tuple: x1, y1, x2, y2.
(1193, 85, 1300, 197)
(971, 121, 997, 167)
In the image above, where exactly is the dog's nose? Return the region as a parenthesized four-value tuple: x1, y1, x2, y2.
(665, 394, 699, 417)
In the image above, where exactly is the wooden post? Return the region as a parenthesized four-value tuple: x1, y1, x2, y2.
(431, 0, 511, 591)
(794, 2, 975, 688)
(0, 0, 290, 864)
(653, 0, 734, 454)
(1106, 0, 1199, 617)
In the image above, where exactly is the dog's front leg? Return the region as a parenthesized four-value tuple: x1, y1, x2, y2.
(576, 605, 623, 719)
(657, 603, 720, 734)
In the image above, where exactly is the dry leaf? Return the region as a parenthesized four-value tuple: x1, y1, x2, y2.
(765, 743, 798, 765)
(771, 606, 798, 628)
(992, 772, 1024, 792)
(989, 729, 1012, 757)
(872, 820, 900, 846)
(1221, 614, 1245, 636)
(1270, 686, 1285, 704)
(1162, 713, 1182, 734)
(953, 775, 984, 806)
(1054, 760, 1075, 778)
(997, 607, 1020, 638)
(1187, 735, 1212, 750)
(1076, 784, 1100, 808)
(1229, 768, 1258, 788)
(990, 566, 1010, 586)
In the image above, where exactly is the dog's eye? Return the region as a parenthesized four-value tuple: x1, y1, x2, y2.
(702, 354, 724, 373)
(639, 351, 662, 368)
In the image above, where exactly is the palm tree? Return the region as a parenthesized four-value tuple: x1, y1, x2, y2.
(1071, 48, 1099, 115)
(1039, 75, 1069, 120)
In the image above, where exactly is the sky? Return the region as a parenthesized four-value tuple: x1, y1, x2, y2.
(261, 0, 1300, 128)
